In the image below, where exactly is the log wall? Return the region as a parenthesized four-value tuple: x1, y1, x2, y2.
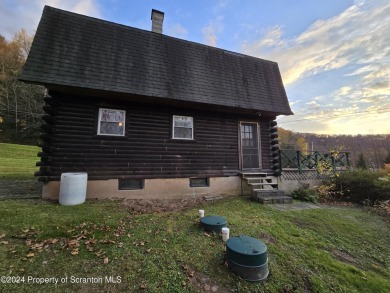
(37, 92, 274, 181)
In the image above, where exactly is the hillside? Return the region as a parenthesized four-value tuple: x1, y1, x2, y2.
(278, 128, 390, 169)
(0, 143, 39, 178)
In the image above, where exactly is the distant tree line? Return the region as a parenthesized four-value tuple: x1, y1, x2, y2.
(278, 127, 390, 169)
(0, 30, 45, 144)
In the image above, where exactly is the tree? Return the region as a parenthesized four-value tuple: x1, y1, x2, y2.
(295, 136, 308, 154)
(356, 153, 367, 169)
(385, 152, 390, 164)
(0, 29, 45, 144)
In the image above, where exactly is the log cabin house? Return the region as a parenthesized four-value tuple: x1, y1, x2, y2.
(20, 6, 293, 200)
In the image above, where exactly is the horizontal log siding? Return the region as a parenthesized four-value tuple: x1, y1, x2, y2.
(38, 93, 249, 180)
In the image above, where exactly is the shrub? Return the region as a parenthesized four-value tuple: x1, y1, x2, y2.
(313, 184, 336, 203)
(291, 187, 318, 203)
(330, 169, 390, 204)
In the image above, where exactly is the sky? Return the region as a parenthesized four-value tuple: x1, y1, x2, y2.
(1, 0, 389, 135)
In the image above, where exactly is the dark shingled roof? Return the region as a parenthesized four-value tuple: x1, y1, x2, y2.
(20, 6, 293, 116)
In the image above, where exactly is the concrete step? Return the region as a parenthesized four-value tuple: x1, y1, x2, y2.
(203, 195, 224, 201)
(257, 195, 293, 204)
(244, 176, 275, 180)
(251, 190, 292, 204)
(250, 183, 278, 186)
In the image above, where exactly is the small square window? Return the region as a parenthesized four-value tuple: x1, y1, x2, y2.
(190, 178, 209, 187)
(118, 179, 144, 190)
(172, 115, 193, 140)
(97, 108, 125, 136)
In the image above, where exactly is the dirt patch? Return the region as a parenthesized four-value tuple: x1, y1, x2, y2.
(121, 197, 209, 214)
(258, 233, 277, 244)
(181, 264, 232, 292)
(291, 218, 315, 229)
(332, 249, 359, 266)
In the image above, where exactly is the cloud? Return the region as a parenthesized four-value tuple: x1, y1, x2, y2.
(166, 23, 188, 39)
(202, 16, 224, 47)
(212, 0, 230, 12)
(243, 0, 389, 85)
(0, 0, 101, 40)
(243, 0, 390, 134)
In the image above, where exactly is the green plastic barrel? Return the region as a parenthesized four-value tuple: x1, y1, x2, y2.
(200, 215, 227, 233)
(226, 235, 269, 281)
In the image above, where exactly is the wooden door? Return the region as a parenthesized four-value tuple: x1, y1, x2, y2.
(240, 122, 260, 169)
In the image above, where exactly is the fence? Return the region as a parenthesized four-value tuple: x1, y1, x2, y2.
(279, 150, 350, 173)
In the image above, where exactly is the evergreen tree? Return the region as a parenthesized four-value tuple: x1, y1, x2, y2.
(356, 153, 367, 169)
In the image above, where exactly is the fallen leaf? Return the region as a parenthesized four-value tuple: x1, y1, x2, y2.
(182, 264, 189, 271)
(0, 234, 5, 239)
(204, 232, 211, 237)
(76, 235, 87, 240)
(140, 283, 147, 289)
(0, 241, 9, 245)
(49, 239, 59, 244)
(26, 252, 35, 258)
(67, 239, 80, 248)
(188, 271, 195, 277)
(204, 284, 211, 291)
(95, 249, 104, 257)
(71, 249, 79, 256)
(117, 242, 124, 248)
(146, 248, 152, 253)
(162, 239, 168, 242)
(103, 257, 109, 264)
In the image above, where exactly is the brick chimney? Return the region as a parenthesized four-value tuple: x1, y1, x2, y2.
(151, 9, 164, 34)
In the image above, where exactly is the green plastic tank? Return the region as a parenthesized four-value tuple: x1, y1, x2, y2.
(226, 235, 269, 281)
(200, 215, 227, 233)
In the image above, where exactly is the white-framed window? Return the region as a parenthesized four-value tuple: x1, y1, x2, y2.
(97, 108, 126, 136)
(172, 115, 193, 140)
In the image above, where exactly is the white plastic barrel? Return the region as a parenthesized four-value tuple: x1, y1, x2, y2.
(59, 173, 88, 206)
(199, 209, 205, 218)
(222, 227, 230, 242)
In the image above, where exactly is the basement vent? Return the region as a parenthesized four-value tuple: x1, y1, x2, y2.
(119, 179, 144, 190)
(190, 178, 209, 187)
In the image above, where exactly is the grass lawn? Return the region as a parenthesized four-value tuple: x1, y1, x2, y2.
(0, 143, 39, 178)
(0, 198, 389, 292)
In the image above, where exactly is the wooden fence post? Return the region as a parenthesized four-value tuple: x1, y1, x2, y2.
(297, 151, 301, 174)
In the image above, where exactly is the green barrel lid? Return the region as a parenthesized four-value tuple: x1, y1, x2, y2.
(226, 236, 267, 267)
(200, 215, 227, 233)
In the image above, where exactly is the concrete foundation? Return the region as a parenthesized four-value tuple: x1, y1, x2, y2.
(42, 176, 244, 200)
(278, 177, 323, 195)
